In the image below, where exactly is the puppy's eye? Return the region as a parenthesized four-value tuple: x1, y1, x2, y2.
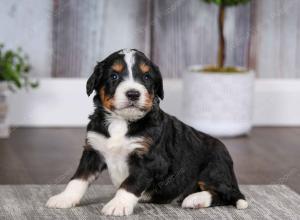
(110, 73, 119, 80)
(143, 74, 150, 81)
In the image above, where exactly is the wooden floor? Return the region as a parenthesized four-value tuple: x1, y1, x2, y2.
(0, 127, 299, 193)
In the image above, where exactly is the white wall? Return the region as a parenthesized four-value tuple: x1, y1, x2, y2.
(8, 79, 300, 127)
(0, 0, 53, 78)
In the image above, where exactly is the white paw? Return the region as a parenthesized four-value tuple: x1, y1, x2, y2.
(236, 199, 248, 209)
(101, 197, 134, 216)
(182, 191, 212, 209)
(46, 193, 80, 209)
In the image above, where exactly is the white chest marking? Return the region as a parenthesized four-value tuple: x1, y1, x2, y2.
(87, 118, 143, 187)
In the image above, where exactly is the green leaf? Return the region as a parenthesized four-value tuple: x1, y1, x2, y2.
(30, 81, 39, 88)
(0, 43, 38, 91)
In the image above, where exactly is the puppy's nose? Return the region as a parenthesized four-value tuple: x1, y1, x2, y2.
(126, 90, 140, 101)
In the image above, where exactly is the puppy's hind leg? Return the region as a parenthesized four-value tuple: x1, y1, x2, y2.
(184, 165, 248, 209)
(46, 147, 106, 208)
(181, 189, 248, 209)
(181, 191, 212, 209)
(182, 159, 248, 209)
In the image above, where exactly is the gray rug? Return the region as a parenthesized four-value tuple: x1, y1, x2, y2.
(0, 185, 299, 220)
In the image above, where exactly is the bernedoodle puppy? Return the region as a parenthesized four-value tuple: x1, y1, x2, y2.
(46, 49, 248, 216)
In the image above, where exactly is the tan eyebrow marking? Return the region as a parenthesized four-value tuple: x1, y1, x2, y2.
(139, 63, 150, 74)
(112, 62, 124, 73)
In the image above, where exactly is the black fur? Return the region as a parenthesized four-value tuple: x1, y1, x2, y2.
(125, 111, 245, 206)
(71, 146, 106, 180)
(72, 49, 246, 208)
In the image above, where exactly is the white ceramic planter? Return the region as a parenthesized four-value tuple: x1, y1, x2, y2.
(182, 66, 254, 137)
(0, 82, 9, 138)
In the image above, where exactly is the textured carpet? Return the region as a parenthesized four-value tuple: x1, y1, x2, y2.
(0, 185, 299, 220)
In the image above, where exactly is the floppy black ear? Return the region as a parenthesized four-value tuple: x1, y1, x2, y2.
(86, 62, 103, 96)
(153, 65, 164, 100)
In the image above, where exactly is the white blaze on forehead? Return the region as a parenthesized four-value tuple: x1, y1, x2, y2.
(120, 49, 136, 81)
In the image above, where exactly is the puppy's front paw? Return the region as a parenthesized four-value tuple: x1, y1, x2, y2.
(46, 193, 80, 209)
(101, 189, 138, 216)
(101, 198, 134, 216)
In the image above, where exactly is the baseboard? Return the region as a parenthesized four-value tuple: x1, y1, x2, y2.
(8, 78, 300, 127)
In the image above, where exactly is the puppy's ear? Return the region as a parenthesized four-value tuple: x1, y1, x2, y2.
(153, 64, 164, 100)
(86, 62, 103, 96)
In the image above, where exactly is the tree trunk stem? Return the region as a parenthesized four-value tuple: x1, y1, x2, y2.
(218, 5, 225, 68)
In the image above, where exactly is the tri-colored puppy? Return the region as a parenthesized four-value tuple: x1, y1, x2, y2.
(46, 49, 248, 216)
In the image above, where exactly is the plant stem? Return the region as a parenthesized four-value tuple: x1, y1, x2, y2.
(217, 5, 225, 68)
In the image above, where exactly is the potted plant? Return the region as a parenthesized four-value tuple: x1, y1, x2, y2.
(183, 0, 253, 137)
(0, 44, 38, 138)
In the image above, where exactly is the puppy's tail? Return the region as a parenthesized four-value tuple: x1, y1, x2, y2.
(212, 187, 248, 209)
(235, 199, 248, 209)
(231, 191, 248, 209)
